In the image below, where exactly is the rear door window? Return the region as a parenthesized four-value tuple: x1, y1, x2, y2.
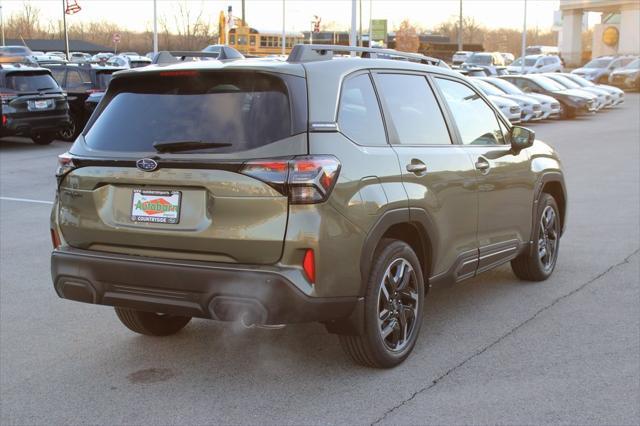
(375, 73, 452, 145)
(337, 73, 387, 146)
(65, 69, 91, 90)
(85, 71, 306, 154)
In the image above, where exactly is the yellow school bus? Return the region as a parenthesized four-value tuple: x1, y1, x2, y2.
(228, 26, 304, 56)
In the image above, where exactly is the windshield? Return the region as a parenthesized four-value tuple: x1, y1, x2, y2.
(5, 72, 59, 92)
(529, 75, 566, 91)
(622, 58, 640, 70)
(485, 78, 523, 95)
(512, 57, 537, 67)
(547, 75, 580, 89)
(584, 58, 611, 69)
(473, 79, 505, 96)
(467, 54, 492, 65)
(564, 74, 593, 87)
(96, 71, 117, 90)
(85, 71, 305, 154)
(0, 46, 31, 55)
(129, 61, 151, 68)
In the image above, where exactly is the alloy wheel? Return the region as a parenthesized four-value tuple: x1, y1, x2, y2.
(538, 205, 559, 271)
(377, 258, 419, 352)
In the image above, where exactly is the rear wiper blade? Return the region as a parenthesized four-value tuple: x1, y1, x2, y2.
(153, 140, 233, 153)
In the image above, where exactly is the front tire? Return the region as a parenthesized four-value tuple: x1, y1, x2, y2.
(115, 307, 191, 336)
(511, 193, 561, 281)
(339, 239, 425, 368)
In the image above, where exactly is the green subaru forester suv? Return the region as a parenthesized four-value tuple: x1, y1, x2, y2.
(51, 45, 567, 368)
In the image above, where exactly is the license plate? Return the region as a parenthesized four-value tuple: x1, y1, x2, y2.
(131, 190, 181, 224)
(30, 99, 51, 110)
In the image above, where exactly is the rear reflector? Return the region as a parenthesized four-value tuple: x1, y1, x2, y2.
(302, 249, 315, 284)
(50, 228, 61, 249)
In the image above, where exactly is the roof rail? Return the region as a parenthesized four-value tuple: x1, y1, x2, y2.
(287, 44, 445, 67)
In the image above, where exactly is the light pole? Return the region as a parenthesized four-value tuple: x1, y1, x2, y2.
(281, 0, 285, 55)
(0, 2, 5, 46)
(153, 0, 158, 54)
(350, 0, 356, 50)
(62, 0, 70, 60)
(521, 0, 527, 74)
(368, 0, 372, 48)
(458, 0, 463, 51)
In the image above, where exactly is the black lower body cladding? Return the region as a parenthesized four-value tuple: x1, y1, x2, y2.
(51, 248, 357, 325)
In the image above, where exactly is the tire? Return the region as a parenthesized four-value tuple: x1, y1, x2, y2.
(511, 193, 561, 281)
(32, 133, 55, 145)
(114, 307, 191, 336)
(560, 104, 576, 119)
(58, 113, 78, 141)
(339, 239, 425, 368)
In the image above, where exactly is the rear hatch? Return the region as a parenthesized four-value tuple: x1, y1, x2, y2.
(58, 68, 308, 264)
(2, 70, 67, 116)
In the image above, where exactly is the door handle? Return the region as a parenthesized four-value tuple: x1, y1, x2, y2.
(406, 162, 427, 174)
(475, 157, 491, 172)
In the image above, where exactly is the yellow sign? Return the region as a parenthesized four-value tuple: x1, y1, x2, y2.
(602, 26, 619, 47)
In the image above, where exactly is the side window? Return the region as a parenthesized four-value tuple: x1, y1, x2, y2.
(375, 73, 452, 145)
(49, 68, 66, 86)
(434, 78, 505, 146)
(337, 74, 387, 146)
(65, 69, 84, 89)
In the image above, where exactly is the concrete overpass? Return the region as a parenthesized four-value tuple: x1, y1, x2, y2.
(560, 0, 639, 66)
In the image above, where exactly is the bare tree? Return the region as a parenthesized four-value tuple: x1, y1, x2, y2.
(395, 20, 420, 53)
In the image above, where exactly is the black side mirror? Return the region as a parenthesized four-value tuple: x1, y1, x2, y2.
(509, 126, 535, 151)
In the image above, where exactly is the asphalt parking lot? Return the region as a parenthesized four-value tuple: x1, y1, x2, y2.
(1, 95, 638, 425)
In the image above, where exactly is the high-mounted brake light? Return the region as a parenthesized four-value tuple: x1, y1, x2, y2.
(159, 70, 199, 77)
(56, 152, 76, 178)
(240, 155, 341, 204)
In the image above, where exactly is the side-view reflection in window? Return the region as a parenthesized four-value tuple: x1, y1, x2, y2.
(435, 77, 505, 145)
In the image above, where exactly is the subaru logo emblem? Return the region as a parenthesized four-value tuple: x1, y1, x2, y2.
(136, 158, 158, 172)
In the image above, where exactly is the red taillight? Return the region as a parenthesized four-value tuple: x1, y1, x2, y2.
(2, 115, 6, 126)
(56, 152, 76, 177)
(240, 155, 341, 204)
(50, 228, 61, 249)
(0, 92, 16, 104)
(302, 249, 315, 284)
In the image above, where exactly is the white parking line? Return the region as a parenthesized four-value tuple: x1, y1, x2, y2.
(0, 196, 53, 205)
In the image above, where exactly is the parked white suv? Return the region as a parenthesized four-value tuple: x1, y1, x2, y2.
(452, 51, 473, 66)
(508, 55, 563, 74)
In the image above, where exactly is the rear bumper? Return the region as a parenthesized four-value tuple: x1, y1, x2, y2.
(4, 113, 70, 136)
(51, 247, 357, 325)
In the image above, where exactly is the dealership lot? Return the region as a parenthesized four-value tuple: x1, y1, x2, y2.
(1, 95, 638, 424)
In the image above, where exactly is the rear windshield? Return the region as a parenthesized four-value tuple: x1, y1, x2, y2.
(84, 71, 305, 153)
(4, 72, 59, 92)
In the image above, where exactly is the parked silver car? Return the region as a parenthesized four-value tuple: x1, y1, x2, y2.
(481, 76, 561, 119)
(544, 73, 612, 110)
(562, 72, 624, 105)
(472, 78, 542, 122)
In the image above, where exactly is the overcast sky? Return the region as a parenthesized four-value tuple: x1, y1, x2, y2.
(4, 0, 563, 33)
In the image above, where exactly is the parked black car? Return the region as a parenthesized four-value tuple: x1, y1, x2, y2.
(0, 63, 70, 144)
(501, 74, 597, 118)
(42, 63, 124, 140)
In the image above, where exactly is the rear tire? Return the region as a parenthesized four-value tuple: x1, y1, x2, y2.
(511, 193, 561, 281)
(114, 307, 191, 336)
(32, 133, 55, 145)
(339, 239, 425, 368)
(59, 113, 78, 141)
